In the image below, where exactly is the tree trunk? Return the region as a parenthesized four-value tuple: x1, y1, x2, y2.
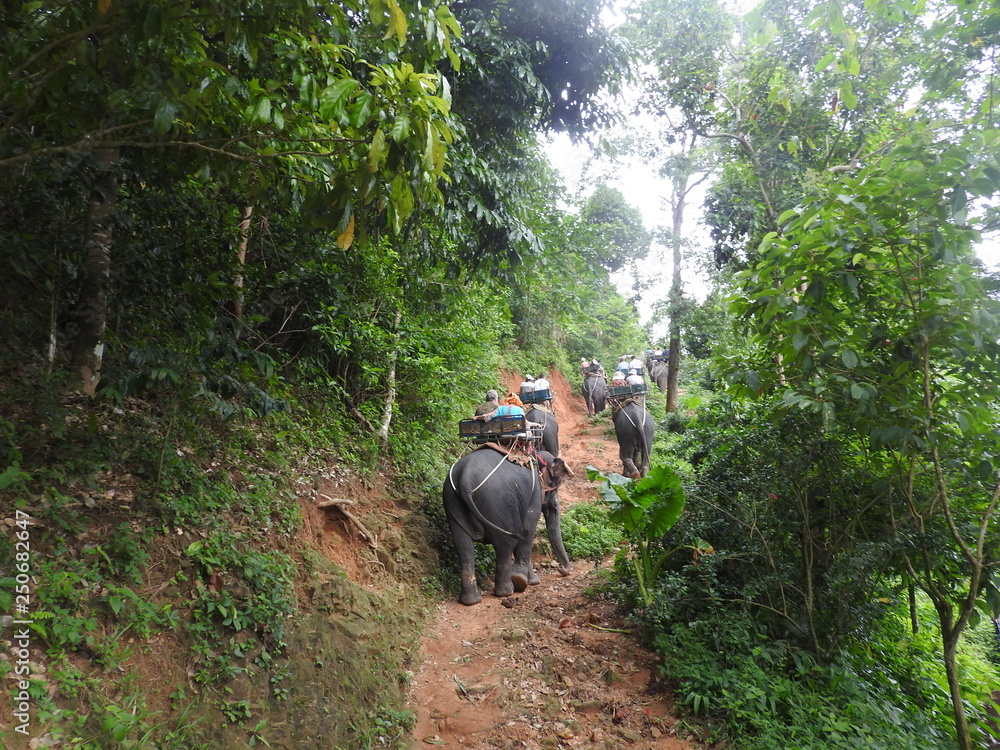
(69, 148, 117, 395)
(377, 308, 403, 446)
(233, 204, 253, 338)
(942, 630, 973, 750)
(662, 134, 709, 413)
(665, 163, 687, 414)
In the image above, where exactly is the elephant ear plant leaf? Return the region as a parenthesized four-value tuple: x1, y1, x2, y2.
(587, 464, 708, 606)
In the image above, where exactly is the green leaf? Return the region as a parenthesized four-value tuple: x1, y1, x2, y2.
(840, 80, 857, 110)
(348, 90, 374, 129)
(368, 128, 385, 172)
(0, 463, 30, 490)
(976, 458, 993, 482)
(841, 349, 859, 369)
(815, 52, 837, 72)
(153, 100, 177, 134)
(319, 78, 358, 121)
(254, 97, 271, 123)
(383, 0, 408, 44)
(390, 114, 410, 142)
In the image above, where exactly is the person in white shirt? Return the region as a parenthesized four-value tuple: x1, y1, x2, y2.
(519, 374, 535, 396)
(533, 373, 551, 406)
(629, 355, 644, 374)
(626, 369, 644, 386)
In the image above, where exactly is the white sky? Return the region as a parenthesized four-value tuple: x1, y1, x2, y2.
(543, 132, 713, 340)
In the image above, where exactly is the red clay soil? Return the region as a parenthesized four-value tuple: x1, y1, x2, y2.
(407, 369, 706, 750)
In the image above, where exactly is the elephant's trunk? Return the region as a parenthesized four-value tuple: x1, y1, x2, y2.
(542, 490, 571, 576)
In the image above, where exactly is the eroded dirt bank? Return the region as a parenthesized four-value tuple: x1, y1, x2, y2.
(408, 370, 704, 750)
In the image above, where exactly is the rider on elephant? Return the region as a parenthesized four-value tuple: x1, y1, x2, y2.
(519, 374, 535, 397)
(475, 390, 525, 421)
(533, 373, 552, 407)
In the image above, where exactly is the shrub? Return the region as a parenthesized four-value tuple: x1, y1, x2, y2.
(560, 502, 623, 564)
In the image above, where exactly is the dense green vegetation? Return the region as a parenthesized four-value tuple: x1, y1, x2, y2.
(2, 0, 999, 748)
(601, 0, 1000, 748)
(0, 1, 638, 747)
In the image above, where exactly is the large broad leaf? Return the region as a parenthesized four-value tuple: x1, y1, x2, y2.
(587, 466, 631, 504)
(589, 464, 686, 538)
(633, 465, 686, 538)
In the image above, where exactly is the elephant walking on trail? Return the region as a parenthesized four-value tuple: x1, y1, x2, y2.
(582, 375, 606, 416)
(613, 401, 655, 478)
(649, 362, 669, 394)
(443, 448, 573, 605)
(525, 405, 559, 456)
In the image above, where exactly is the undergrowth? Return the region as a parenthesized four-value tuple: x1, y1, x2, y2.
(616, 392, 1000, 750)
(0, 364, 436, 750)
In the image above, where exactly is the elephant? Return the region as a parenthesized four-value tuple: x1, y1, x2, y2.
(649, 361, 669, 393)
(612, 401, 655, 478)
(525, 405, 559, 456)
(582, 375, 606, 416)
(442, 447, 573, 605)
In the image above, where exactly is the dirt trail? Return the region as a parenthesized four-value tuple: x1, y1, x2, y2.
(407, 371, 703, 750)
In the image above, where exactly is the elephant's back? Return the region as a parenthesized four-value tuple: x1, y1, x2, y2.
(614, 401, 651, 426)
(447, 448, 530, 491)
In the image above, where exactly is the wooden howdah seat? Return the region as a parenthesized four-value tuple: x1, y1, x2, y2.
(607, 383, 649, 400)
(458, 415, 542, 444)
(519, 388, 552, 405)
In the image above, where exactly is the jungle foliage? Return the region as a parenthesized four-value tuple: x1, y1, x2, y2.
(0, 1, 642, 747)
(621, 0, 1000, 747)
(4, 0, 1000, 747)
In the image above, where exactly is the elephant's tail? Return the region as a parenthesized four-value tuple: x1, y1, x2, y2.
(447, 454, 526, 539)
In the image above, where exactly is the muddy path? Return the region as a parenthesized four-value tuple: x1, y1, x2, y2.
(407, 370, 703, 750)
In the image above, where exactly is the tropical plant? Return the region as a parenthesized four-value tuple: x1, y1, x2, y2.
(587, 464, 708, 606)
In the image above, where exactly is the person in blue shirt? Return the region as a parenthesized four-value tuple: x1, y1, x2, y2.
(474, 390, 525, 420)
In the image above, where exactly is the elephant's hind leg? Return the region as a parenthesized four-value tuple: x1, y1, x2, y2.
(492, 540, 518, 598)
(510, 534, 536, 591)
(446, 515, 482, 605)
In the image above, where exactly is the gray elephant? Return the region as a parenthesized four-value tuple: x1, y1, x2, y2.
(442, 447, 572, 605)
(612, 401, 655, 478)
(649, 361, 669, 393)
(525, 404, 559, 455)
(582, 375, 606, 416)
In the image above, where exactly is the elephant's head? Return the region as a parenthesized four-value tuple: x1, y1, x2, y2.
(537, 452, 572, 492)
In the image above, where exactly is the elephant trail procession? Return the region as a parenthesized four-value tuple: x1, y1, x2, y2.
(406, 368, 702, 750)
